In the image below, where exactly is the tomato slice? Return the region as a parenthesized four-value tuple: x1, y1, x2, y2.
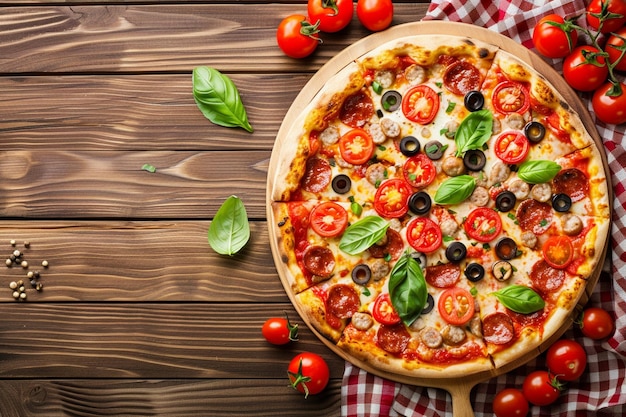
(406, 217, 442, 253)
(492, 81, 530, 114)
(494, 131, 530, 164)
(403, 154, 436, 188)
(542, 235, 574, 269)
(374, 179, 412, 218)
(438, 287, 475, 325)
(339, 128, 375, 165)
(464, 207, 502, 243)
(372, 293, 401, 325)
(309, 201, 348, 238)
(402, 85, 440, 124)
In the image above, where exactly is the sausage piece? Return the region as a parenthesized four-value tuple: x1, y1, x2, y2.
(351, 312, 374, 331)
(441, 325, 467, 345)
(420, 326, 443, 349)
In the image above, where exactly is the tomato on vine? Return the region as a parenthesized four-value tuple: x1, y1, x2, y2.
(276, 14, 322, 59)
(586, 0, 626, 34)
(532, 14, 578, 58)
(606, 27, 626, 72)
(563, 46, 609, 92)
(262, 313, 299, 345)
(592, 81, 626, 125)
(308, 0, 353, 33)
(287, 352, 330, 397)
(522, 370, 563, 406)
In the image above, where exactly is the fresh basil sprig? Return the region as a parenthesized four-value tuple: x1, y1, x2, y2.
(193, 66, 253, 132)
(208, 195, 250, 255)
(517, 160, 562, 184)
(388, 252, 428, 326)
(454, 109, 493, 156)
(434, 175, 476, 205)
(492, 285, 545, 314)
(339, 216, 389, 255)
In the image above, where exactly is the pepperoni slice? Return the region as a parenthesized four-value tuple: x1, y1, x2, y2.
(340, 91, 374, 128)
(376, 323, 410, 354)
(482, 312, 515, 345)
(425, 263, 461, 288)
(443, 61, 481, 95)
(326, 284, 360, 319)
(552, 168, 589, 202)
(368, 228, 404, 261)
(516, 199, 553, 235)
(301, 157, 331, 193)
(303, 245, 335, 278)
(530, 259, 565, 294)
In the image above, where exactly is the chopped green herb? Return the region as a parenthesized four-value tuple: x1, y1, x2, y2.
(446, 102, 456, 113)
(141, 164, 157, 173)
(372, 81, 383, 95)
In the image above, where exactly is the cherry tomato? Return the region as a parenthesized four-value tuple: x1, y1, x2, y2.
(542, 235, 574, 270)
(276, 15, 321, 59)
(492, 81, 530, 114)
(532, 14, 578, 59)
(522, 370, 562, 406)
(586, 0, 626, 33)
(464, 207, 502, 243)
(579, 307, 615, 340)
(494, 131, 530, 164)
(309, 201, 348, 237)
(406, 217, 443, 253)
(356, 0, 393, 32)
(374, 178, 412, 218)
(563, 46, 609, 92)
(606, 27, 626, 72)
(372, 293, 401, 325)
(403, 154, 436, 189)
(339, 128, 375, 165)
(546, 339, 587, 381)
(493, 388, 529, 417)
(402, 85, 440, 124)
(287, 352, 330, 398)
(308, 0, 353, 33)
(438, 287, 475, 326)
(592, 82, 626, 125)
(262, 315, 299, 345)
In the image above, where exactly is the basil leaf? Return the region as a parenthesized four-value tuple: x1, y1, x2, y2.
(339, 216, 389, 255)
(208, 196, 250, 255)
(434, 175, 476, 205)
(454, 109, 493, 156)
(492, 285, 545, 314)
(517, 160, 562, 184)
(389, 252, 428, 326)
(192, 66, 253, 132)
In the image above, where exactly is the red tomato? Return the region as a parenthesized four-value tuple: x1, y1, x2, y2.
(276, 15, 321, 59)
(606, 27, 626, 72)
(339, 128, 375, 165)
(493, 388, 529, 417)
(542, 235, 574, 269)
(492, 81, 530, 114)
(402, 85, 440, 124)
(437, 287, 475, 325)
(287, 352, 330, 398)
(532, 14, 578, 58)
(372, 293, 401, 325)
(307, 0, 353, 33)
(464, 207, 502, 243)
(262, 315, 299, 345)
(592, 82, 626, 125)
(579, 307, 615, 340)
(374, 179, 412, 218)
(403, 154, 436, 188)
(563, 46, 609, 92)
(309, 201, 348, 237)
(587, 0, 626, 33)
(356, 0, 393, 32)
(494, 131, 530, 164)
(522, 370, 562, 406)
(406, 217, 443, 253)
(546, 339, 587, 381)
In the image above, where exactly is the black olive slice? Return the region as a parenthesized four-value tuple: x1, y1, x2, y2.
(495, 237, 518, 260)
(464, 90, 485, 112)
(351, 264, 372, 285)
(524, 121, 546, 143)
(424, 140, 444, 160)
(445, 241, 467, 263)
(495, 190, 517, 212)
(492, 260, 513, 282)
(411, 251, 427, 268)
(552, 193, 572, 212)
(421, 293, 435, 315)
(381, 90, 402, 112)
(463, 149, 486, 171)
(332, 174, 352, 194)
(465, 263, 485, 282)
(399, 136, 421, 157)
(408, 191, 432, 215)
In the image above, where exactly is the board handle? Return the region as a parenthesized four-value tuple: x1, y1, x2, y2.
(447, 383, 476, 417)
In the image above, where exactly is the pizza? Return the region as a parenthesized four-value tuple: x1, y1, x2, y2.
(267, 33, 611, 380)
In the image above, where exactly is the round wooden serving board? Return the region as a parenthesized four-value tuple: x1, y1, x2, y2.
(267, 22, 612, 417)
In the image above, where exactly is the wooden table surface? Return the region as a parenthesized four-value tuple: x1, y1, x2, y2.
(0, 1, 431, 415)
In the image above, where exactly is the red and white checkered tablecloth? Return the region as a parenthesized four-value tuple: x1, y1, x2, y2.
(342, 1, 626, 416)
